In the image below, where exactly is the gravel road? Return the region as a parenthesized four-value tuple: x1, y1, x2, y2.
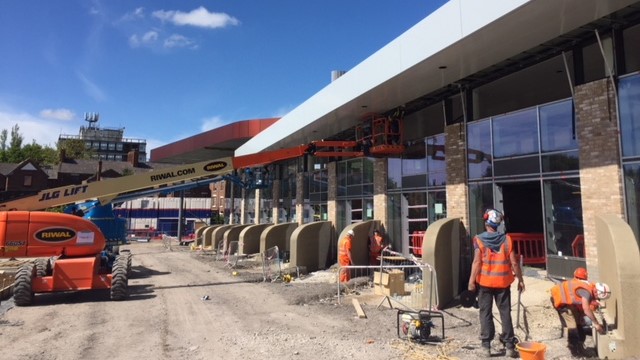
(0, 241, 600, 360)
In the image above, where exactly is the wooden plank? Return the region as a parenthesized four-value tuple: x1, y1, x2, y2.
(352, 298, 367, 319)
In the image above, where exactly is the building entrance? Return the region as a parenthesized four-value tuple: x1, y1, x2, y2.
(496, 181, 544, 234)
(495, 181, 546, 268)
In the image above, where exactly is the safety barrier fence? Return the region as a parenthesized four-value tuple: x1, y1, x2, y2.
(510, 233, 546, 265)
(261, 246, 282, 282)
(212, 241, 244, 268)
(215, 241, 225, 260)
(336, 247, 439, 312)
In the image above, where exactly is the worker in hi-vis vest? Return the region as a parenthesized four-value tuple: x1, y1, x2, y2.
(468, 209, 524, 358)
(550, 267, 610, 341)
(338, 230, 354, 283)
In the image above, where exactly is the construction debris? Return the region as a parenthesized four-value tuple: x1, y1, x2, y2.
(352, 298, 367, 319)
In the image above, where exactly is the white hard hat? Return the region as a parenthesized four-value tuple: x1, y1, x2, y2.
(484, 209, 504, 228)
(347, 229, 355, 236)
(595, 282, 611, 300)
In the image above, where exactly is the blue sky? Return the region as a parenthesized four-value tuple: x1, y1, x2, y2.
(0, 1, 447, 155)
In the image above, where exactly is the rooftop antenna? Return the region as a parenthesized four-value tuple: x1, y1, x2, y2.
(84, 112, 100, 128)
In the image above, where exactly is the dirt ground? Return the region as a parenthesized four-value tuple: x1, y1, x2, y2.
(0, 241, 601, 360)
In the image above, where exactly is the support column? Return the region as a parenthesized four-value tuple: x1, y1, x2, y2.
(574, 78, 624, 280)
(327, 162, 338, 230)
(373, 158, 388, 230)
(240, 188, 246, 225)
(255, 188, 261, 224)
(295, 172, 305, 225)
(445, 122, 469, 232)
(272, 179, 281, 224)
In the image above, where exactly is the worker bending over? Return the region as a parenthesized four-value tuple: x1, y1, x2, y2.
(551, 267, 610, 341)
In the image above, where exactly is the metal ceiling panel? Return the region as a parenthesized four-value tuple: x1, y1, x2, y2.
(236, 0, 639, 156)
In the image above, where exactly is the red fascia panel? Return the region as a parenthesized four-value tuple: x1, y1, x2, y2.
(150, 118, 278, 161)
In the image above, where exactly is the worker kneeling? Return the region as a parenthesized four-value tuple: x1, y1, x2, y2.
(550, 267, 611, 342)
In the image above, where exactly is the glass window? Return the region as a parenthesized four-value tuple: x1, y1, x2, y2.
(467, 120, 492, 179)
(348, 159, 361, 186)
(493, 108, 538, 158)
(85, 141, 92, 149)
(362, 158, 374, 184)
(402, 141, 426, 176)
(624, 164, 640, 248)
(116, 143, 123, 151)
(539, 99, 577, 152)
(309, 169, 328, 195)
(108, 142, 116, 150)
(468, 183, 494, 238)
(23, 175, 32, 187)
(428, 191, 446, 223)
(100, 142, 108, 150)
(387, 158, 402, 190)
(403, 192, 428, 254)
(624, 24, 640, 73)
(427, 134, 446, 186)
(619, 74, 640, 157)
(543, 179, 584, 257)
(541, 151, 579, 173)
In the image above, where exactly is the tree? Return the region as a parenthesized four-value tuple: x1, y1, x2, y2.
(0, 129, 7, 162)
(5, 124, 23, 163)
(58, 139, 95, 160)
(22, 141, 58, 166)
(0, 124, 57, 166)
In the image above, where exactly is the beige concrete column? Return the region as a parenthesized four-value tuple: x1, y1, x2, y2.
(327, 162, 338, 229)
(574, 78, 624, 280)
(445, 123, 469, 232)
(271, 179, 281, 224)
(295, 172, 305, 225)
(255, 188, 261, 224)
(240, 187, 246, 225)
(373, 158, 388, 230)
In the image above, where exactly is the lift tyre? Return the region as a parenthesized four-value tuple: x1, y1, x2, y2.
(35, 258, 52, 277)
(14, 263, 35, 306)
(110, 255, 129, 301)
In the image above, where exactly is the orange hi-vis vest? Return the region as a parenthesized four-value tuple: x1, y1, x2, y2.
(551, 279, 597, 310)
(475, 234, 515, 288)
(338, 235, 352, 265)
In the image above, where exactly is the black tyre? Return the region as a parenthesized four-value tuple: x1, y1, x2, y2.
(35, 258, 51, 277)
(13, 263, 35, 306)
(110, 255, 128, 301)
(120, 250, 132, 276)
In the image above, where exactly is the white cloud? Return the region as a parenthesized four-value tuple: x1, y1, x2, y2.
(200, 116, 227, 132)
(77, 72, 107, 102)
(0, 108, 79, 147)
(152, 7, 239, 29)
(129, 30, 159, 48)
(121, 7, 145, 21)
(164, 34, 197, 49)
(40, 108, 76, 121)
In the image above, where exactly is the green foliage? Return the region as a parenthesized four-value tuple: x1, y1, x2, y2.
(211, 213, 225, 224)
(22, 141, 58, 166)
(121, 168, 134, 176)
(58, 138, 95, 160)
(0, 123, 58, 166)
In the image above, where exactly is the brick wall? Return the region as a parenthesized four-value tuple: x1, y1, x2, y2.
(445, 123, 469, 232)
(574, 78, 624, 279)
(327, 162, 337, 231)
(373, 158, 388, 230)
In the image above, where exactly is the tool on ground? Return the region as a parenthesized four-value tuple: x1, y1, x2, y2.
(396, 309, 445, 344)
(460, 290, 478, 308)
